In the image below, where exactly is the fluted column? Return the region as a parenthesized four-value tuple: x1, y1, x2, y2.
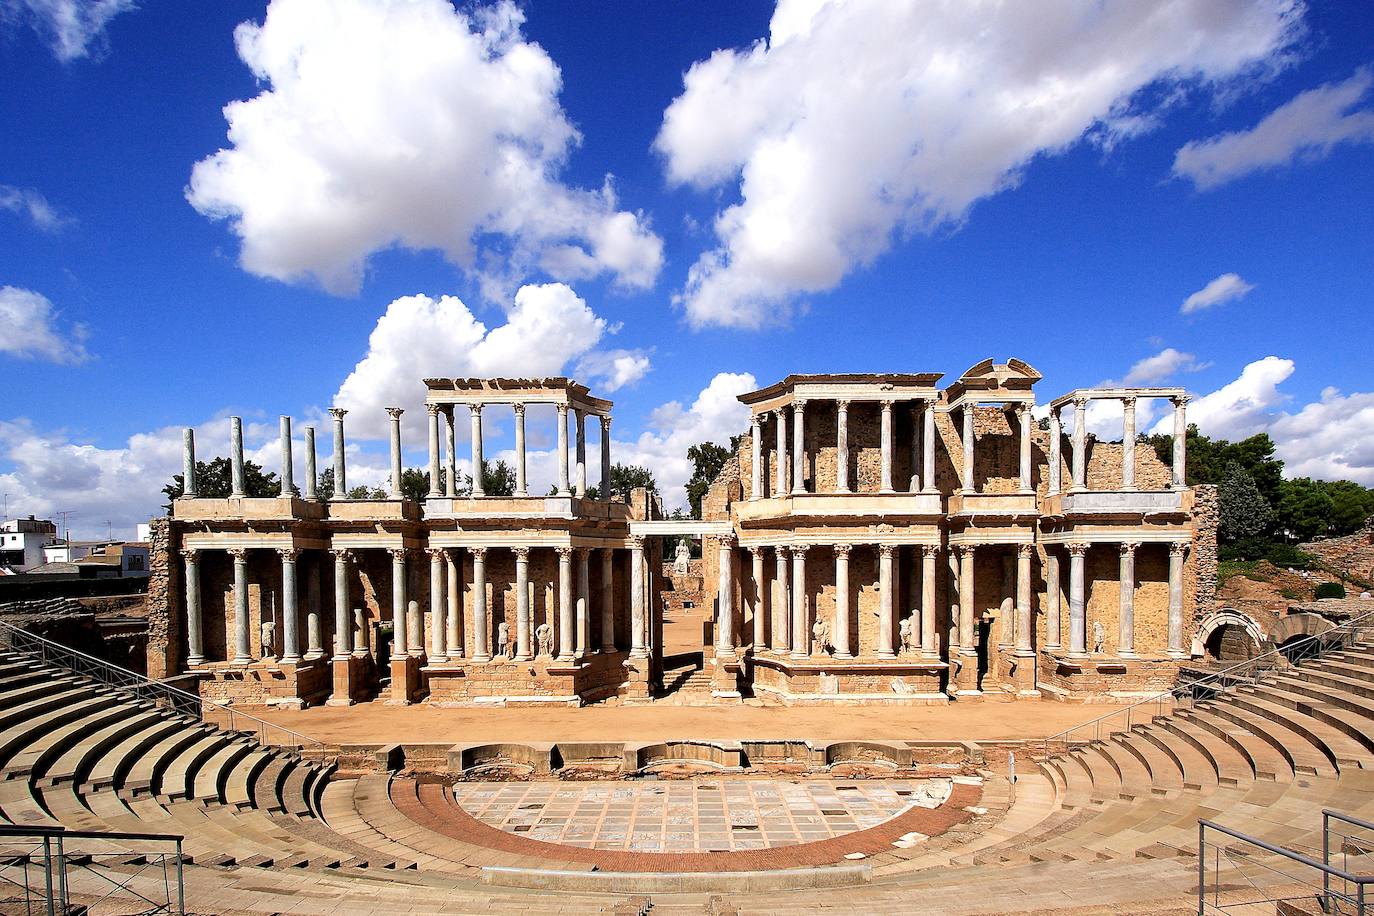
(182, 428, 198, 497)
(575, 410, 587, 498)
(469, 404, 485, 496)
(790, 543, 808, 658)
(1121, 396, 1137, 491)
(599, 416, 612, 501)
(1071, 396, 1088, 492)
(1017, 403, 1033, 494)
(329, 408, 348, 499)
(514, 546, 531, 659)
(774, 546, 790, 652)
(1172, 395, 1189, 488)
(229, 547, 251, 664)
(444, 406, 458, 498)
(960, 405, 975, 493)
(1118, 541, 1138, 658)
(750, 414, 763, 499)
(880, 401, 895, 493)
(471, 547, 490, 662)
(1045, 548, 1062, 651)
(1068, 542, 1088, 658)
(513, 404, 528, 496)
(306, 556, 323, 659)
(425, 405, 442, 497)
(331, 549, 351, 658)
(920, 544, 938, 657)
(750, 546, 767, 649)
(792, 401, 806, 494)
(556, 404, 571, 496)
(446, 548, 461, 657)
(386, 408, 404, 499)
(835, 400, 850, 493)
(279, 416, 294, 497)
(230, 417, 246, 497)
(629, 537, 647, 657)
(557, 546, 574, 660)
(922, 399, 937, 493)
(1169, 543, 1188, 658)
(428, 547, 447, 662)
(1048, 407, 1062, 496)
(774, 408, 789, 497)
(279, 548, 300, 663)
(1015, 544, 1033, 656)
(184, 549, 203, 665)
(878, 544, 896, 658)
(303, 426, 318, 501)
(576, 547, 590, 655)
(600, 547, 616, 652)
(390, 548, 408, 660)
(833, 544, 852, 658)
(717, 536, 736, 658)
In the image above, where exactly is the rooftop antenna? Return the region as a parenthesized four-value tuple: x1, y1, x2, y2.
(56, 510, 76, 542)
(105, 520, 113, 542)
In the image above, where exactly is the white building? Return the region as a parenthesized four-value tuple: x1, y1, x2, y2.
(0, 516, 60, 572)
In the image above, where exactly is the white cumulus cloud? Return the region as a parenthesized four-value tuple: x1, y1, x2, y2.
(575, 349, 652, 393)
(0, 286, 90, 364)
(1174, 68, 1374, 190)
(0, 185, 68, 231)
(187, 0, 662, 296)
(1, 0, 135, 62)
(656, 0, 1302, 329)
(1123, 348, 1209, 385)
(1180, 273, 1256, 314)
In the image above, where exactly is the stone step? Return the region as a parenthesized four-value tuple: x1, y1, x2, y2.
(1088, 739, 1152, 802)
(0, 688, 115, 761)
(1228, 688, 1368, 771)
(1155, 717, 1252, 788)
(1264, 678, 1374, 755)
(151, 731, 236, 800)
(86, 715, 189, 792)
(122, 721, 216, 794)
(190, 737, 257, 804)
(39, 707, 171, 788)
(1134, 723, 1216, 793)
(5, 699, 152, 779)
(1175, 708, 1289, 781)
(1196, 697, 1332, 777)
(1114, 731, 1185, 797)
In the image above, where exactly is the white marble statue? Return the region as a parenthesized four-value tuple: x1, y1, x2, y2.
(898, 615, 915, 654)
(496, 620, 512, 660)
(812, 616, 832, 655)
(535, 622, 553, 658)
(1092, 620, 1106, 655)
(673, 538, 691, 575)
(259, 620, 275, 660)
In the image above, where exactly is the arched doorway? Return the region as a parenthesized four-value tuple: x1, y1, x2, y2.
(1192, 609, 1265, 664)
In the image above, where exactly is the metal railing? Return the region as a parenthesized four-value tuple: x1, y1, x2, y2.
(0, 619, 327, 762)
(1199, 816, 1374, 914)
(1042, 607, 1374, 758)
(0, 824, 184, 915)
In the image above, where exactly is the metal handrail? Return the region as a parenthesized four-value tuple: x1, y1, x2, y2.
(0, 825, 185, 843)
(1326, 810, 1374, 905)
(1043, 606, 1374, 757)
(1200, 818, 1372, 914)
(0, 823, 186, 914)
(0, 618, 326, 761)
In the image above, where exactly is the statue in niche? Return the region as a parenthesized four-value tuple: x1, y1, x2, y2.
(496, 621, 512, 660)
(812, 616, 832, 655)
(1092, 620, 1106, 655)
(899, 615, 916, 655)
(535, 622, 553, 658)
(674, 538, 692, 575)
(259, 621, 276, 660)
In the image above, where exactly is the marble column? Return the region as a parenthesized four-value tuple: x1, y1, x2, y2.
(390, 548, 409, 660)
(600, 547, 616, 652)
(920, 544, 938, 658)
(353, 606, 367, 657)
(576, 547, 590, 655)
(599, 416, 612, 501)
(429, 547, 447, 662)
(331, 549, 351, 658)
(790, 543, 808, 658)
(1118, 542, 1138, 658)
(513, 403, 528, 496)
(329, 408, 348, 499)
(957, 545, 976, 666)
(1047, 407, 1062, 497)
(717, 536, 736, 658)
(230, 547, 251, 664)
(998, 552, 1015, 651)
(750, 546, 767, 649)
(1071, 396, 1088, 492)
(1045, 549, 1062, 652)
(182, 428, 197, 497)
(960, 405, 975, 493)
(750, 414, 763, 499)
(774, 546, 791, 652)
(1172, 395, 1189, 488)
(514, 546, 531, 659)
(426, 405, 442, 498)
(833, 544, 852, 658)
(303, 426, 318, 501)
(1017, 403, 1033, 494)
(574, 410, 588, 498)
(774, 408, 789, 496)
(279, 417, 294, 498)
(1168, 543, 1188, 658)
(948, 549, 960, 658)
(469, 404, 485, 496)
(792, 400, 807, 494)
(230, 417, 246, 498)
(835, 400, 850, 493)
(1015, 544, 1033, 657)
(386, 408, 404, 499)
(557, 546, 575, 660)
(880, 401, 895, 493)
(279, 548, 300, 664)
(1067, 542, 1088, 658)
(444, 406, 458, 499)
(629, 537, 647, 658)
(556, 404, 571, 496)
(878, 544, 896, 658)
(184, 549, 203, 665)
(446, 548, 461, 657)
(1121, 396, 1137, 491)
(471, 547, 490, 662)
(922, 399, 937, 494)
(306, 557, 323, 659)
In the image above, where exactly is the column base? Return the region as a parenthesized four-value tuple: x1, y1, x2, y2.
(1168, 650, 1190, 660)
(1118, 650, 1138, 659)
(187, 656, 205, 667)
(472, 653, 492, 664)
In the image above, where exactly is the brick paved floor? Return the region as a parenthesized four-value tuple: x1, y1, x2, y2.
(454, 778, 952, 852)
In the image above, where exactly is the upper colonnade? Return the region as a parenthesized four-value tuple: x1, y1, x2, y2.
(1046, 387, 1189, 495)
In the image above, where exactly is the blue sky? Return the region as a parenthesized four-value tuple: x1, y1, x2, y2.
(1, 0, 1372, 538)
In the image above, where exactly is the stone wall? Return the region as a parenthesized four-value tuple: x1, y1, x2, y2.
(1301, 518, 1374, 585)
(1191, 484, 1220, 626)
(145, 516, 175, 679)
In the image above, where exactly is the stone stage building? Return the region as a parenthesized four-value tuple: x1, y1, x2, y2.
(147, 360, 1216, 708)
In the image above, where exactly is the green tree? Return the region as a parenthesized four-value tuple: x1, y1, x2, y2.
(461, 459, 516, 497)
(590, 463, 656, 502)
(315, 468, 385, 500)
(1218, 460, 1275, 546)
(685, 437, 741, 519)
(162, 457, 280, 510)
(1147, 427, 1284, 505)
(1278, 477, 1374, 541)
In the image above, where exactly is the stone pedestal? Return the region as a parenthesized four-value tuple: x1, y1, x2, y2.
(328, 654, 367, 706)
(1010, 651, 1040, 698)
(710, 654, 744, 700)
(1036, 651, 1183, 703)
(622, 656, 654, 702)
(749, 655, 947, 705)
(387, 655, 420, 706)
(190, 658, 332, 708)
(950, 651, 980, 697)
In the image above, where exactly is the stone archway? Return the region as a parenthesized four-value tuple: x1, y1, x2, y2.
(1191, 609, 1266, 661)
